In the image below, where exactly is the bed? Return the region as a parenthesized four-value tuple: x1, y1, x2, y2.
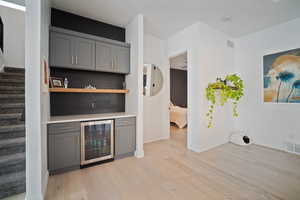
(170, 103, 187, 128)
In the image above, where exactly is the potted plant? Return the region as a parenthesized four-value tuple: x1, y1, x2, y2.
(206, 74, 244, 128)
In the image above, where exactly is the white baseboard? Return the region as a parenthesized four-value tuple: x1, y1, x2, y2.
(144, 136, 170, 144)
(189, 141, 228, 153)
(135, 150, 144, 158)
(25, 194, 44, 200)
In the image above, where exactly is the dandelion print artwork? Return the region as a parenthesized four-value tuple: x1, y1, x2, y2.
(264, 48, 300, 103)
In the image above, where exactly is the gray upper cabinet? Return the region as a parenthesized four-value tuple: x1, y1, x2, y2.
(95, 42, 114, 73)
(112, 46, 130, 74)
(50, 32, 75, 69)
(73, 37, 95, 71)
(96, 42, 130, 74)
(50, 32, 95, 71)
(50, 27, 130, 74)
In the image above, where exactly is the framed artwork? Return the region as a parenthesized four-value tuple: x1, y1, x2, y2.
(43, 59, 48, 85)
(263, 48, 300, 103)
(49, 77, 64, 88)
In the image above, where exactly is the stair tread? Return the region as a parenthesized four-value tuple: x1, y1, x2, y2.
(0, 113, 22, 118)
(0, 103, 25, 108)
(3, 67, 25, 73)
(0, 125, 25, 133)
(0, 86, 24, 90)
(0, 152, 25, 165)
(0, 94, 25, 99)
(0, 72, 24, 76)
(0, 171, 25, 185)
(0, 137, 25, 148)
(0, 78, 24, 83)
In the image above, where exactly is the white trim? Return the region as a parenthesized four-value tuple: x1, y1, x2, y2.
(42, 170, 49, 198)
(0, 0, 26, 11)
(144, 135, 170, 144)
(134, 149, 144, 158)
(168, 49, 191, 149)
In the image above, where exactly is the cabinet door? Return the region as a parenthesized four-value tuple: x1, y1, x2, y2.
(73, 37, 95, 71)
(95, 42, 114, 73)
(112, 46, 130, 74)
(50, 32, 75, 68)
(48, 132, 80, 171)
(115, 125, 136, 157)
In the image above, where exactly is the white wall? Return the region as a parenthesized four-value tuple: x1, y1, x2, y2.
(143, 34, 170, 143)
(25, 0, 50, 199)
(125, 14, 144, 158)
(167, 22, 235, 152)
(233, 18, 300, 151)
(0, 5, 24, 68)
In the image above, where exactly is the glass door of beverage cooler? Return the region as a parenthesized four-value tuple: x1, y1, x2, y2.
(80, 120, 114, 165)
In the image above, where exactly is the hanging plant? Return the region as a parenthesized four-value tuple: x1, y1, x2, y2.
(206, 74, 244, 128)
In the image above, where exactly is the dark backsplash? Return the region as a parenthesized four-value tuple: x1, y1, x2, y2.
(51, 8, 125, 42)
(50, 68, 125, 116)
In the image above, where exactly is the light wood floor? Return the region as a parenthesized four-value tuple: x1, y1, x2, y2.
(46, 127, 300, 200)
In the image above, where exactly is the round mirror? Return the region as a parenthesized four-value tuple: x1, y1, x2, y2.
(143, 64, 163, 96)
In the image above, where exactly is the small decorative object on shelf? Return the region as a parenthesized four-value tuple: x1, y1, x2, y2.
(64, 77, 68, 88)
(49, 77, 64, 88)
(85, 84, 96, 89)
(206, 74, 244, 128)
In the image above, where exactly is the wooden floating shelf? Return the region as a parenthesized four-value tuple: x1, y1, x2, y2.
(49, 88, 129, 94)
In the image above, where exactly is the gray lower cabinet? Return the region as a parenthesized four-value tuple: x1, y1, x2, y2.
(48, 122, 80, 175)
(47, 117, 136, 175)
(115, 117, 136, 159)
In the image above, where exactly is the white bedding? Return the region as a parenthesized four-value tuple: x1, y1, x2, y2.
(170, 104, 187, 129)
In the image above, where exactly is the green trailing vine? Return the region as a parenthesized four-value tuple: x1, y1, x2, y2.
(206, 74, 244, 128)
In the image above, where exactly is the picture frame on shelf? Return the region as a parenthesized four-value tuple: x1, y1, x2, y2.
(49, 77, 64, 88)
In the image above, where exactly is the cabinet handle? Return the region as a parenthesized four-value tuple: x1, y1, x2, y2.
(111, 59, 114, 69)
(71, 56, 74, 64)
(76, 56, 78, 64)
(77, 136, 80, 145)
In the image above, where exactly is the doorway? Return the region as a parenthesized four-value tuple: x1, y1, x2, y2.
(169, 52, 188, 148)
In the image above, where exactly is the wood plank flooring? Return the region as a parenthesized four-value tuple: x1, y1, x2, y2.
(45, 127, 300, 200)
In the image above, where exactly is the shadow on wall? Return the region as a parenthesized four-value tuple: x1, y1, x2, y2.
(0, 17, 4, 70)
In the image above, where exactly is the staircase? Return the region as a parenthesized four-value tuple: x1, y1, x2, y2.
(0, 67, 25, 199)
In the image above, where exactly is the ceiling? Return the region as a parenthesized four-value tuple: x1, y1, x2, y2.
(51, 0, 300, 39)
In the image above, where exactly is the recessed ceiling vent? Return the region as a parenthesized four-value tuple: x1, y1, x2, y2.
(227, 40, 234, 48)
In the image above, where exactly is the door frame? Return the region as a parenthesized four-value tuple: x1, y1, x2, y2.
(168, 50, 190, 148)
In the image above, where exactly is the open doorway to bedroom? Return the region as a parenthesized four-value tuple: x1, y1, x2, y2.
(169, 52, 187, 148)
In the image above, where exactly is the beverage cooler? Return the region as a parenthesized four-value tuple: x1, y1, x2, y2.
(80, 120, 114, 165)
